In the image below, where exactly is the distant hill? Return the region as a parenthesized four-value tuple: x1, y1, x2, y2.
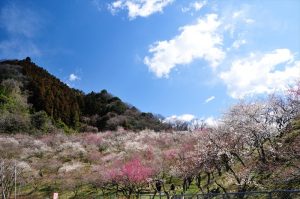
(0, 57, 170, 133)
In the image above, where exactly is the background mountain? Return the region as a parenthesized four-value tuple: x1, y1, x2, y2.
(0, 57, 170, 133)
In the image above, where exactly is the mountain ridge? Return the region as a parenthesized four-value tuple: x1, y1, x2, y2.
(0, 57, 170, 133)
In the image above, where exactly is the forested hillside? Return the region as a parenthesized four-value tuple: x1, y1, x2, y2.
(0, 58, 170, 133)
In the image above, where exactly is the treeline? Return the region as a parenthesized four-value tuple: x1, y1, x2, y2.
(0, 58, 170, 133)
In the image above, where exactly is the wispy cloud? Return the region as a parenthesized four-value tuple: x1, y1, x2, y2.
(222, 6, 255, 39)
(0, 2, 42, 59)
(144, 14, 225, 78)
(108, 0, 174, 19)
(204, 96, 215, 103)
(0, 39, 40, 59)
(91, 0, 102, 12)
(231, 39, 246, 49)
(182, 1, 206, 13)
(0, 3, 40, 38)
(220, 49, 300, 99)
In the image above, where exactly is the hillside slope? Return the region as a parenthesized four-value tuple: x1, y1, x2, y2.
(0, 58, 169, 133)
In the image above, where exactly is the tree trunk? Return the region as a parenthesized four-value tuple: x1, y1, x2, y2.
(206, 172, 210, 193)
(260, 145, 267, 163)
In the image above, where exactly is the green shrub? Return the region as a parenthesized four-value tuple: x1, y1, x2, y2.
(31, 111, 49, 130)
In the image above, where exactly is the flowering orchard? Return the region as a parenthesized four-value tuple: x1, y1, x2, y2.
(1, 87, 300, 198)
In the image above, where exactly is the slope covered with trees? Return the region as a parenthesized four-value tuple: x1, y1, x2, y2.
(0, 58, 169, 133)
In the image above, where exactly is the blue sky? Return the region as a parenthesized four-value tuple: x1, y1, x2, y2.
(0, 0, 300, 122)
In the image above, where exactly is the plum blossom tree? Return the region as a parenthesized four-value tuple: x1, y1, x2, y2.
(173, 143, 196, 193)
(107, 158, 154, 199)
(60, 169, 86, 198)
(145, 148, 178, 199)
(222, 101, 276, 163)
(0, 159, 23, 199)
(86, 165, 112, 197)
(192, 130, 223, 193)
(267, 83, 300, 134)
(210, 126, 256, 193)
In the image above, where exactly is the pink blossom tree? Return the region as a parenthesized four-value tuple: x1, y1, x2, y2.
(107, 158, 154, 199)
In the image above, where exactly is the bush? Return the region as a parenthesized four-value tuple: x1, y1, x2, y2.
(79, 124, 98, 133)
(55, 119, 76, 134)
(31, 111, 49, 130)
(0, 112, 30, 133)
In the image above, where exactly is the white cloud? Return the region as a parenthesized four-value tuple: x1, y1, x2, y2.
(204, 116, 218, 127)
(220, 49, 300, 99)
(204, 96, 215, 103)
(164, 114, 220, 129)
(231, 9, 255, 24)
(193, 1, 206, 11)
(232, 10, 243, 19)
(164, 114, 195, 123)
(113, 0, 123, 8)
(144, 14, 225, 78)
(245, 18, 255, 24)
(189, 116, 219, 129)
(181, 7, 189, 13)
(69, 74, 80, 81)
(182, 1, 206, 13)
(108, 0, 174, 19)
(231, 39, 246, 49)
